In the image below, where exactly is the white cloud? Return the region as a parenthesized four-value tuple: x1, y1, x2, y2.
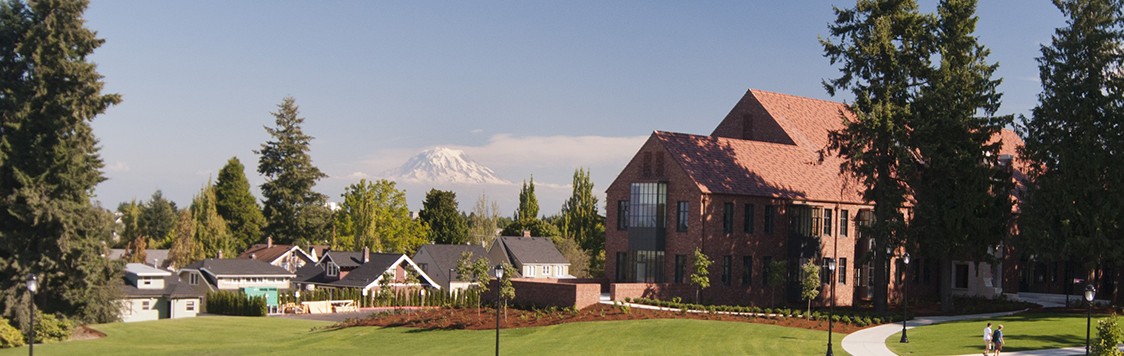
(470, 128, 484, 134)
(451, 133, 647, 170)
(105, 161, 130, 172)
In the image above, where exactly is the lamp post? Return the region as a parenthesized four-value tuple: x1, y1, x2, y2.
(26, 274, 37, 356)
(826, 258, 836, 356)
(494, 264, 504, 356)
(900, 252, 910, 343)
(1085, 284, 1096, 355)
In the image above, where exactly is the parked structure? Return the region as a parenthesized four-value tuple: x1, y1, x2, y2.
(412, 244, 491, 290)
(118, 263, 204, 322)
(489, 234, 572, 279)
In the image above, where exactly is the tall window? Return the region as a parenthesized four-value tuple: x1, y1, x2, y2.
(840, 210, 849, 237)
(744, 204, 755, 233)
(824, 209, 833, 236)
(722, 203, 734, 233)
(741, 256, 753, 286)
(839, 258, 847, 284)
(722, 256, 732, 286)
(677, 201, 689, 232)
(617, 200, 629, 230)
(327, 262, 340, 277)
(764, 205, 776, 234)
(674, 255, 687, 284)
(615, 252, 628, 281)
(628, 183, 666, 229)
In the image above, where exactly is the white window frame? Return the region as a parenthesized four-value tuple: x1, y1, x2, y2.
(186, 300, 195, 311)
(542, 265, 550, 275)
(327, 262, 340, 277)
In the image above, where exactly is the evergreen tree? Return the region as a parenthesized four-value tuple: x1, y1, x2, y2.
(1018, 0, 1124, 296)
(139, 190, 177, 248)
(418, 189, 469, 245)
(0, 0, 123, 326)
(168, 210, 203, 268)
(821, 0, 932, 313)
(191, 182, 234, 259)
(514, 177, 539, 221)
(215, 157, 266, 252)
(257, 97, 330, 245)
(335, 179, 428, 254)
(909, 0, 1014, 313)
(560, 168, 605, 253)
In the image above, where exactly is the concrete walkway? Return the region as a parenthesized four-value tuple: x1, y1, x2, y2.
(841, 309, 1025, 356)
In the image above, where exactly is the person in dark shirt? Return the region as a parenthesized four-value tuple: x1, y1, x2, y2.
(992, 324, 1004, 356)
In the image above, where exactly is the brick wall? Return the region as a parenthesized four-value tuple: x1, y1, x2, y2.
(610, 283, 693, 302)
(487, 279, 601, 309)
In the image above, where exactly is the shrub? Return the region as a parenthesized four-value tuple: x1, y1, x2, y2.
(1094, 313, 1124, 356)
(206, 290, 268, 316)
(0, 318, 24, 348)
(34, 313, 72, 343)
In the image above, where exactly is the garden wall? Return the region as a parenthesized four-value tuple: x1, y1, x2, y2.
(488, 279, 602, 309)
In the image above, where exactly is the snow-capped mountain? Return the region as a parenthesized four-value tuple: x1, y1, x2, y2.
(384, 147, 511, 185)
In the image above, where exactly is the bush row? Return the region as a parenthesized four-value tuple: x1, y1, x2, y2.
(206, 291, 267, 316)
(627, 297, 902, 326)
(0, 312, 73, 348)
(276, 287, 486, 309)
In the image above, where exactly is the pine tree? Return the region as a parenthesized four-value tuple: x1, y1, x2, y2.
(419, 189, 469, 245)
(1018, 0, 1124, 297)
(0, 0, 123, 325)
(257, 97, 330, 245)
(821, 0, 932, 313)
(514, 177, 539, 222)
(909, 0, 1014, 313)
(560, 168, 605, 253)
(191, 182, 234, 259)
(215, 157, 266, 252)
(139, 190, 177, 248)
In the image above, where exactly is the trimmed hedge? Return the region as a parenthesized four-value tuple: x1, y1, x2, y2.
(629, 297, 902, 326)
(206, 291, 267, 316)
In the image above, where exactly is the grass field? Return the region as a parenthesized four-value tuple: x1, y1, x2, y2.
(886, 312, 1098, 355)
(0, 316, 850, 355)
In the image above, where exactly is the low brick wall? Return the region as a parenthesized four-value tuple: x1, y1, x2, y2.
(488, 278, 602, 309)
(610, 283, 693, 302)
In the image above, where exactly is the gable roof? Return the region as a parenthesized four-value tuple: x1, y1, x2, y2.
(491, 236, 569, 266)
(319, 251, 367, 268)
(182, 259, 295, 277)
(334, 253, 406, 287)
(238, 244, 315, 265)
(413, 244, 491, 284)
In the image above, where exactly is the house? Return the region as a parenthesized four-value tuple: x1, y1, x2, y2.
(412, 244, 491, 290)
(296, 247, 438, 296)
(488, 234, 572, 279)
(178, 258, 296, 313)
(604, 88, 1027, 306)
(238, 236, 325, 272)
(108, 249, 173, 270)
(118, 263, 204, 322)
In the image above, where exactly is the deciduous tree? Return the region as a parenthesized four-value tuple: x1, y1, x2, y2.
(191, 182, 234, 259)
(690, 248, 712, 304)
(335, 179, 428, 254)
(801, 259, 821, 315)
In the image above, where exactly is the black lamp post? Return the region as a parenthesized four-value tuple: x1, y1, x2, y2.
(900, 252, 910, 343)
(494, 264, 504, 356)
(826, 258, 836, 356)
(1085, 284, 1096, 356)
(26, 273, 37, 356)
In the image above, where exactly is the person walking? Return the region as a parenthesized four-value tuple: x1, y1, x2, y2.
(983, 322, 993, 355)
(992, 324, 1004, 356)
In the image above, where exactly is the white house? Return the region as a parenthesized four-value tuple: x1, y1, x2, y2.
(119, 263, 203, 322)
(488, 235, 572, 279)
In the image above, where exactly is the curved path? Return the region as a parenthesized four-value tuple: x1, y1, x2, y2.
(840, 309, 1025, 356)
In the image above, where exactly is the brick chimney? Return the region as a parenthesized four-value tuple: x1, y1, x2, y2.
(218, 250, 223, 259)
(267, 236, 273, 248)
(362, 246, 370, 264)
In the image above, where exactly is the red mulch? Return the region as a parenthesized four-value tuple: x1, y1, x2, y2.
(333, 304, 865, 334)
(69, 325, 107, 341)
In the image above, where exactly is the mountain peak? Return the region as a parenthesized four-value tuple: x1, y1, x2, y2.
(384, 147, 511, 185)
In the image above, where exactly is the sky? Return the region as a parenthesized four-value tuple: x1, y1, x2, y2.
(82, 1, 1065, 215)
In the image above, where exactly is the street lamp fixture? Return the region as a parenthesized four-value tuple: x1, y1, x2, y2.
(900, 252, 910, 343)
(826, 258, 836, 356)
(1085, 284, 1096, 355)
(494, 264, 504, 356)
(26, 273, 37, 356)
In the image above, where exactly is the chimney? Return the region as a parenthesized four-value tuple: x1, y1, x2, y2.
(250, 253, 256, 260)
(267, 236, 273, 248)
(363, 246, 370, 264)
(218, 250, 223, 259)
(522, 230, 531, 238)
(152, 258, 159, 269)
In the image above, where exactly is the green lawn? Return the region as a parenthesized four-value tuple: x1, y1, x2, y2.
(886, 312, 1098, 355)
(0, 316, 850, 355)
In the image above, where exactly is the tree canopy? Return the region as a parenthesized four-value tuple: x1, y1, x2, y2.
(257, 97, 330, 245)
(215, 157, 266, 252)
(334, 179, 428, 254)
(418, 189, 469, 245)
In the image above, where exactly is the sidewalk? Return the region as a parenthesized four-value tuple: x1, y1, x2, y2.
(840, 310, 1025, 356)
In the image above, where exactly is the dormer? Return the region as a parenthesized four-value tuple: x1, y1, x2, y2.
(125, 263, 171, 290)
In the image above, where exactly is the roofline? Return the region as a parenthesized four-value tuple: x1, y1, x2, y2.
(362, 255, 441, 291)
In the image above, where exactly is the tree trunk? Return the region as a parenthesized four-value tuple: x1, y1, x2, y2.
(873, 242, 889, 313)
(940, 256, 954, 313)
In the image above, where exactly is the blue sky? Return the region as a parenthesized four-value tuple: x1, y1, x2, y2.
(84, 1, 1064, 214)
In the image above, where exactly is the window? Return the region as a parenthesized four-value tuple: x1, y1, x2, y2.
(677, 201, 689, 232)
(839, 258, 847, 284)
(327, 262, 340, 277)
(824, 209, 833, 236)
(615, 252, 628, 281)
(743, 204, 755, 233)
(742, 256, 753, 286)
(542, 265, 550, 276)
(189, 273, 199, 285)
(721, 256, 732, 286)
(722, 203, 734, 233)
(142, 300, 151, 310)
(955, 263, 970, 289)
(617, 200, 629, 230)
(762, 256, 772, 286)
(674, 255, 687, 284)
(526, 266, 535, 277)
(628, 183, 666, 229)
(419, 263, 427, 272)
(764, 205, 776, 233)
(186, 301, 196, 311)
(840, 210, 849, 237)
(633, 250, 665, 283)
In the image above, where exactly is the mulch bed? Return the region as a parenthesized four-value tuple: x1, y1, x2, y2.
(69, 325, 107, 341)
(331, 304, 865, 334)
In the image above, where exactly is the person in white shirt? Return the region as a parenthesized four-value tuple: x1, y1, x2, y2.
(983, 322, 993, 355)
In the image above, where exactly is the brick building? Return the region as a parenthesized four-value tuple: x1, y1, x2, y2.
(605, 89, 1024, 307)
